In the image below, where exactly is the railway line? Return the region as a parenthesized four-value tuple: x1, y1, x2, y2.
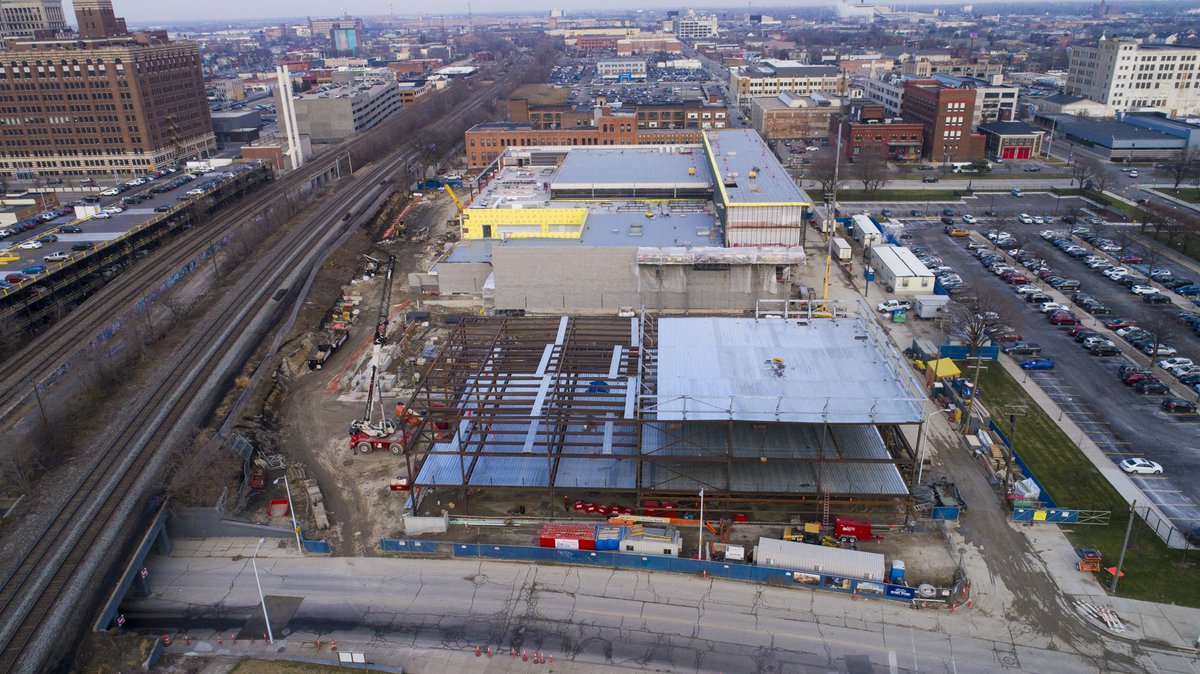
(0, 56, 530, 672)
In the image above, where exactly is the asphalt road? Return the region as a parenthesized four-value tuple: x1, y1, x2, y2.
(123, 555, 1161, 673)
(907, 221, 1200, 529)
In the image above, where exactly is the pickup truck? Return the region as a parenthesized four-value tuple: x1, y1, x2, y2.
(876, 300, 912, 313)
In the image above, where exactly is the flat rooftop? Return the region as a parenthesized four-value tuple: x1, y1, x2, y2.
(553, 146, 713, 192)
(652, 316, 925, 424)
(705, 129, 812, 205)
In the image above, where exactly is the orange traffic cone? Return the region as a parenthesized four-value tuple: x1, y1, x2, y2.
(523, 649, 528, 661)
(331, 640, 337, 652)
(476, 646, 481, 657)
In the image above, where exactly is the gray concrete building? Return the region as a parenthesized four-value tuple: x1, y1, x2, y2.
(279, 79, 402, 143)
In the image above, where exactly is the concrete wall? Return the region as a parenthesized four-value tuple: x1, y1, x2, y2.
(492, 245, 793, 313)
(436, 262, 492, 294)
(168, 506, 293, 539)
(493, 246, 641, 312)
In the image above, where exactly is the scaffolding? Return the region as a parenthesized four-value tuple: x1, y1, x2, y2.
(399, 313, 926, 516)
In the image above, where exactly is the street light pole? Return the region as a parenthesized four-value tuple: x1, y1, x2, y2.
(275, 476, 303, 555)
(252, 537, 274, 645)
(916, 407, 954, 486)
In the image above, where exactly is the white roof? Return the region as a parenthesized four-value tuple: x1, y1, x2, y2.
(755, 537, 887, 580)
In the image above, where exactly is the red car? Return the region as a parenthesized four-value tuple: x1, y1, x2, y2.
(992, 332, 1023, 343)
(1004, 274, 1030, 284)
(1119, 254, 1144, 264)
(1123, 372, 1158, 386)
(1103, 318, 1136, 330)
(1049, 311, 1081, 325)
(4, 273, 28, 283)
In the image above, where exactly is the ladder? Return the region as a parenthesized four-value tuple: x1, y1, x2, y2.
(821, 489, 831, 527)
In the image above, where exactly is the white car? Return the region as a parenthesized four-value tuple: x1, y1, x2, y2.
(1170, 364, 1200, 378)
(1039, 230, 1059, 240)
(1160, 357, 1194, 370)
(1119, 458, 1162, 475)
(100, 188, 121, 196)
(1083, 336, 1115, 349)
(102, 206, 123, 214)
(1087, 260, 1112, 270)
(877, 299, 912, 313)
(92, 212, 111, 219)
(1033, 216, 1045, 224)
(43, 251, 69, 262)
(1018, 214, 1033, 224)
(962, 214, 976, 224)
(1130, 285, 1159, 295)
(1014, 285, 1040, 295)
(1129, 170, 1139, 178)
(17, 240, 42, 249)
(1039, 302, 1068, 313)
(1144, 344, 1178, 356)
(186, 188, 205, 196)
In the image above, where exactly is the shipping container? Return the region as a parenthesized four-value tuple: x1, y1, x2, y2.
(832, 237, 851, 261)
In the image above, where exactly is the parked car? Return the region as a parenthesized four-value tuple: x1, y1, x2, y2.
(1049, 311, 1081, 326)
(1144, 294, 1173, 305)
(71, 241, 93, 251)
(60, 225, 82, 233)
(1120, 458, 1163, 474)
(922, 176, 939, 183)
(1039, 302, 1069, 313)
(876, 300, 912, 313)
(1133, 379, 1171, 395)
(1103, 318, 1136, 330)
(1002, 342, 1043, 355)
(1162, 398, 1198, 413)
(17, 240, 42, 249)
(1020, 357, 1055, 370)
(1131, 285, 1159, 295)
(1144, 343, 1179, 356)
(1089, 344, 1122, 356)
(43, 251, 69, 262)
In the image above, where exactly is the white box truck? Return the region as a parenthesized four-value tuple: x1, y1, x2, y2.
(832, 237, 851, 261)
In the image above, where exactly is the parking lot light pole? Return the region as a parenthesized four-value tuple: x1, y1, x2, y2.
(252, 537, 274, 645)
(275, 476, 303, 555)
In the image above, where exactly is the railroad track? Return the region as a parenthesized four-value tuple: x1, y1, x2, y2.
(0, 56, 523, 427)
(0, 60, 529, 672)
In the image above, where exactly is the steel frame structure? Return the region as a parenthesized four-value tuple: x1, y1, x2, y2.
(399, 315, 920, 516)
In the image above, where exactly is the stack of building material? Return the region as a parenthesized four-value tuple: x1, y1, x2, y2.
(595, 525, 624, 550)
(539, 523, 598, 550)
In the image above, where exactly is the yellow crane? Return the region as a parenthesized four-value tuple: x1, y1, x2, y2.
(442, 184, 465, 212)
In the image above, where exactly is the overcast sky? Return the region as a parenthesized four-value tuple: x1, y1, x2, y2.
(91, 1, 1030, 24)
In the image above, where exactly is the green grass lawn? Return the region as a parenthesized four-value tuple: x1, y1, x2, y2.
(1153, 187, 1200, 204)
(974, 364, 1200, 606)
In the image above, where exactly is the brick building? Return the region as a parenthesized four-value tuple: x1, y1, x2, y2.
(836, 103, 924, 161)
(508, 85, 728, 132)
(0, 0, 215, 180)
(977, 121, 1045, 161)
(749, 92, 840, 140)
(465, 120, 702, 168)
(901, 79, 985, 162)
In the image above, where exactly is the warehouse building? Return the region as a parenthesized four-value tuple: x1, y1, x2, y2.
(401, 313, 927, 519)
(596, 59, 648, 81)
(421, 129, 812, 314)
(868, 244, 934, 295)
(280, 79, 402, 143)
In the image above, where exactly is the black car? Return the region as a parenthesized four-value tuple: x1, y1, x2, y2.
(71, 241, 93, 251)
(1144, 294, 1173, 304)
(1089, 344, 1122, 356)
(1073, 329, 1101, 343)
(60, 225, 82, 233)
(1162, 398, 1198, 413)
(941, 216, 955, 225)
(910, 209, 924, 217)
(1002, 342, 1043, 355)
(922, 176, 939, 183)
(1134, 380, 1171, 395)
(942, 209, 955, 216)
(154, 206, 172, 212)
(880, 209, 893, 217)
(36, 234, 58, 243)
(1026, 292, 1052, 303)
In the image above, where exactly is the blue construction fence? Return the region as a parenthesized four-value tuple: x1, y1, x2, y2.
(448, 543, 919, 603)
(938, 344, 1000, 360)
(380, 538, 442, 554)
(988, 419, 1057, 508)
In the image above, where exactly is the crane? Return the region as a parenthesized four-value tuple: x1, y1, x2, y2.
(349, 254, 397, 441)
(443, 184, 465, 212)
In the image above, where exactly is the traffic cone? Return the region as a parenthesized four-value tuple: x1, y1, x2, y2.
(549, 654, 553, 664)
(968, 598, 974, 608)
(511, 648, 516, 659)
(487, 646, 492, 657)
(161, 633, 172, 647)
(523, 649, 528, 661)
(316, 638, 323, 651)
(217, 633, 222, 645)
(330, 641, 337, 652)
(476, 646, 481, 657)
(184, 634, 190, 646)
(264, 633, 269, 644)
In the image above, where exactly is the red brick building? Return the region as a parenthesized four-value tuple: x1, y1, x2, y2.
(901, 79, 985, 162)
(465, 120, 701, 168)
(835, 104, 924, 161)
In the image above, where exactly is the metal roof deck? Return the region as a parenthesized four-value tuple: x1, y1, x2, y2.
(652, 316, 925, 424)
(552, 146, 712, 190)
(703, 129, 811, 205)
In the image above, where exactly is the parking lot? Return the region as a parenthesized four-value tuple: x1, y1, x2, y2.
(0, 165, 257, 280)
(907, 218, 1200, 530)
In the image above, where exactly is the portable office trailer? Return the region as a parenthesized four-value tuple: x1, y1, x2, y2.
(620, 527, 681, 557)
(851, 214, 882, 248)
(914, 294, 949, 318)
(868, 244, 934, 295)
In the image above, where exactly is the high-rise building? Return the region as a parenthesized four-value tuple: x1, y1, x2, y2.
(1066, 35, 1200, 117)
(0, 0, 66, 38)
(673, 10, 718, 40)
(0, 0, 215, 180)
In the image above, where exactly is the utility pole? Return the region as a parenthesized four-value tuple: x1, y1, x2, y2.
(1111, 500, 1136, 593)
(1003, 406, 1028, 491)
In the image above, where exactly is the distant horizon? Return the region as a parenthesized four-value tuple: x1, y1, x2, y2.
(74, 0, 1194, 25)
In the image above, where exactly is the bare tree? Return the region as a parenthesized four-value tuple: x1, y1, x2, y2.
(1069, 158, 1093, 188)
(852, 148, 890, 194)
(809, 153, 840, 195)
(1160, 147, 1200, 192)
(1080, 157, 1114, 194)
